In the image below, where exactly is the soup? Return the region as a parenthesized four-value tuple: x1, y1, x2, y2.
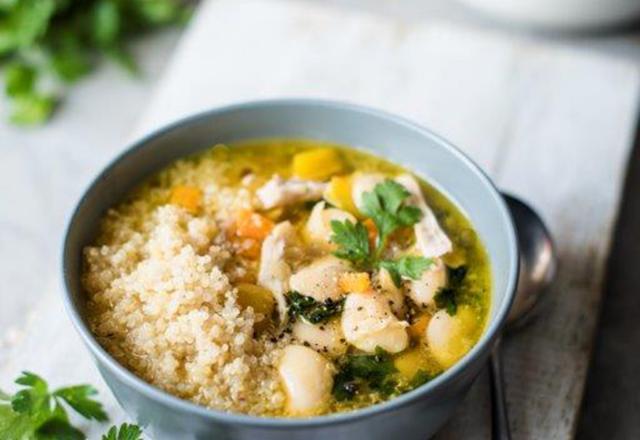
(82, 139, 491, 417)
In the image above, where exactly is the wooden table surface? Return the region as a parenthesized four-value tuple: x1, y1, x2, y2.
(1, 1, 640, 438)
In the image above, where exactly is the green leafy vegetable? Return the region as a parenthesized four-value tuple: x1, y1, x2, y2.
(408, 369, 439, 389)
(379, 255, 433, 287)
(1, 0, 192, 125)
(0, 371, 108, 439)
(434, 265, 468, 316)
(102, 423, 143, 440)
(329, 219, 371, 268)
(360, 180, 422, 256)
(332, 348, 398, 401)
(285, 291, 345, 324)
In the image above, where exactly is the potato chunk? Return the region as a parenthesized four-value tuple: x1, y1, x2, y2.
(292, 148, 345, 181)
(278, 345, 335, 416)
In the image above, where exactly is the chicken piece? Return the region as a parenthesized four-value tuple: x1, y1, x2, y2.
(375, 268, 406, 317)
(278, 345, 335, 416)
(292, 319, 348, 357)
(305, 201, 357, 250)
(258, 221, 296, 324)
(426, 306, 478, 368)
(350, 172, 385, 213)
(407, 258, 447, 308)
(256, 175, 327, 209)
(341, 292, 409, 354)
(289, 255, 352, 302)
(394, 174, 452, 258)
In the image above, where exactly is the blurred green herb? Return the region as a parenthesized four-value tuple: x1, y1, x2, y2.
(332, 348, 398, 401)
(285, 291, 345, 324)
(0, 371, 108, 439)
(434, 265, 468, 316)
(0, 0, 192, 125)
(102, 422, 143, 440)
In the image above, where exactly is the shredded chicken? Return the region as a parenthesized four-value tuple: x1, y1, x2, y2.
(256, 175, 327, 209)
(258, 221, 296, 324)
(394, 174, 452, 258)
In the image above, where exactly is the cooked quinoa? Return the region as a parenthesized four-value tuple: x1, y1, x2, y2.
(83, 140, 491, 417)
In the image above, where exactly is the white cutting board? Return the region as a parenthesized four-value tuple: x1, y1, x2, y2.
(2, 0, 638, 438)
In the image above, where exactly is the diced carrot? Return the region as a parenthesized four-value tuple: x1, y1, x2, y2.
(408, 314, 431, 339)
(235, 210, 275, 240)
(339, 272, 371, 293)
(170, 185, 202, 214)
(236, 238, 262, 259)
(292, 148, 346, 181)
(362, 218, 378, 250)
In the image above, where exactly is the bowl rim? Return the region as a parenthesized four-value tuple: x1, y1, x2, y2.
(61, 98, 518, 429)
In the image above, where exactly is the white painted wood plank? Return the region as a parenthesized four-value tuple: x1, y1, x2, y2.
(2, 1, 638, 439)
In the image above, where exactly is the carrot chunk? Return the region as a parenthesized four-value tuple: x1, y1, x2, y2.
(170, 185, 202, 214)
(362, 218, 378, 250)
(339, 272, 371, 293)
(235, 210, 275, 240)
(408, 314, 431, 339)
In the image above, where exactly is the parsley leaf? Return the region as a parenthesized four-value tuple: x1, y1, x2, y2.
(0, 371, 110, 439)
(379, 256, 433, 287)
(361, 180, 423, 255)
(102, 423, 144, 440)
(434, 265, 468, 315)
(329, 219, 371, 267)
(332, 348, 398, 401)
(285, 291, 345, 324)
(54, 385, 109, 421)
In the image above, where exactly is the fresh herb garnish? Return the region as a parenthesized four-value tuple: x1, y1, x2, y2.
(102, 422, 144, 440)
(434, 265, 468, 316)
(332, 348, 398, 401)
(360, 180, 422, 258)
(285, 291, 345, 324)
(329, 219, 371, 268)
(408, 369, 439, 389)
(329, 180, 432, 285)
(379, 255, 433, 287)
(0, 1, 192, 125)
(0, 371, 108, 439)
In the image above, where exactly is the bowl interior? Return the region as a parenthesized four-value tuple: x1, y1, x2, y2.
(63, 100, 517, 421)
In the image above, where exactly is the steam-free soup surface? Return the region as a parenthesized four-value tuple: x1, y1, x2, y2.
(83, 139, 491, 417)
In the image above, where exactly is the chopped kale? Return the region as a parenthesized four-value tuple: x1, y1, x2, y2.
(285, 291, 345, 324)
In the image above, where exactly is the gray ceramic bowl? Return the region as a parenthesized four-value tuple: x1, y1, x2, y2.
(62, 100, 518, 440)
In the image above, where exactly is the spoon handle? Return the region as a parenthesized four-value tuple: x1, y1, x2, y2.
(489, 337, 512, 440)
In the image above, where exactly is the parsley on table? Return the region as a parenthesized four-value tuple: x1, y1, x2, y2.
(434, 265, 468, 316)
(0, 0, 192, 125)
(285, 291, 345, 324)
(102, 423, 143, 440)
(332, 348, 398, 401)
(0, 371, 108, 439)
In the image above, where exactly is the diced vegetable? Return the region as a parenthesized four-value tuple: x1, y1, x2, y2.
(236, 283, 276, 332)
(408, 314, 430, 339)
(324, 175, 357, 213)
(292, 148, 345, 181)
(235, 210, 275, 240)
(170, 185, 202, 214)
(338, 272, 371, 293)
(362, 218, 378, 250)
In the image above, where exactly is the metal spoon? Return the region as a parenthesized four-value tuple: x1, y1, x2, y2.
(490, 194, 558, 440)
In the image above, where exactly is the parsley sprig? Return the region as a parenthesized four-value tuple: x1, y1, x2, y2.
(329, 179, 432, 285)
(0, 371, 107, 439)
(0, 371, 144, 439)
(1, 0, 192, 125)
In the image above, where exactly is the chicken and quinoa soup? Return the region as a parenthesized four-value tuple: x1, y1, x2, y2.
(82, 139, 491, 417)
